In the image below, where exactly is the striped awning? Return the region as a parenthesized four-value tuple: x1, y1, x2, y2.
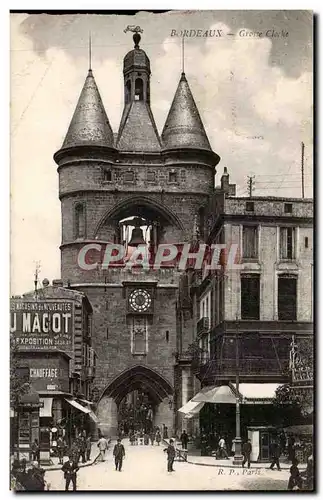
(65, 398, 91, 414)
(178, 400, 205, 416)
(192, 385, 237, 404)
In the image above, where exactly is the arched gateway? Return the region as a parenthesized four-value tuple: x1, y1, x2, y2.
(96, 366, 174, 437)
(54, 32, 219, 442)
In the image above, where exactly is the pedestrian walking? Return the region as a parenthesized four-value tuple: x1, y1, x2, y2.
(61, 457, 79, 491)
(149, 431, 155, 446)
(155, 429, 161, 446)
(302, 445, 314, 491)
(288, 459, 302, 490)
(11, 459, 28, 491)
(218, 437, 229, 459)
(79, 433, 87, 463)
(86, 435, 92, 462)
(163, 426, 168, 439)
(57, 436, 65, 465)
(269, 439, 281, 471)
(180, 430, 188, 450)
(26, 461, 46, 491)
(31, 439, 40, 462)
(129, 431, 135, 446)
(113, 438, 126, 471)
(242, 439, 252, 468)
(93, 435, 109, 464)
(164, 439, 176, 472)
(287, 435, 296, 462)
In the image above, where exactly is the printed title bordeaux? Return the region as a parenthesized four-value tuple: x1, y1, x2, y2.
(170, 28, 289, 38)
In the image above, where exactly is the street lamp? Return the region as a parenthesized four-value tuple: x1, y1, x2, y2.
(233, 319, 243, 466)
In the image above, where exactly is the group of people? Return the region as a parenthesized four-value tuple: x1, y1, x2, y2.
(128, 428, 162, 446)
(11, 459, 48, 491)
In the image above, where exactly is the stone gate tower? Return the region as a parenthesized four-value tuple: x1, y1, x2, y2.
(54, 32, 220, 436)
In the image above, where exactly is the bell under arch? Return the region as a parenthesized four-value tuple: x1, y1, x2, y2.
(94, 196, 184, 248)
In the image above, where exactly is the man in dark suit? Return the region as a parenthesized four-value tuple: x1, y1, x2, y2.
(113, 438, 126, 471)
(269, 439, 281, 471)
(61, 457, 79, 491)
(242, 439, 252, 468)
(180, 430, 189, 450)
(164, 439, 176, 472)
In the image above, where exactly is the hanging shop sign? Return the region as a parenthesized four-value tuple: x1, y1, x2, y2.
(10, 300, 74, 352)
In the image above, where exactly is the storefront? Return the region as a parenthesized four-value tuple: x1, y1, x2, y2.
(178, 383, 283, 460)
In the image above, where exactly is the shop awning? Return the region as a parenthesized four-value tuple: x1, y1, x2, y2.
(192, 385, 237, 404)
(89, 411, 100, 423)
(78, 398, 95, 406)
(39, 397, 53, 417)
(65, 398, 91, 414)
(232, 383, 280, 404)
(178, 400, 205, 416)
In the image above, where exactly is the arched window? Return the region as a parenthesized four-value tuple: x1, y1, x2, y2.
(135, 78, 144, 101)
(125, 80, 131, 104)
(75, 203, 85, 238)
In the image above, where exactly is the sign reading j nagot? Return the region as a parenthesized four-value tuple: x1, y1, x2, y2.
(10, 300, 73, 351)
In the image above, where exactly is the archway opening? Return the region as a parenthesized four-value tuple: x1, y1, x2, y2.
(99, 365, 173, 436)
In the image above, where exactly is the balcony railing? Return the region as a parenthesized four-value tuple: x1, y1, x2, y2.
(199, 357, 290, 380)
(197, 317, 210, 336)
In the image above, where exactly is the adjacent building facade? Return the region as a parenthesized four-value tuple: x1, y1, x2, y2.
(177, 168, 313, 459)
(10, 283, 96, 461)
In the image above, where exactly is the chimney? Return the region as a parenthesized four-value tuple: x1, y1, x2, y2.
(52, 279, 64, 287)
(221, 167, 230, 193)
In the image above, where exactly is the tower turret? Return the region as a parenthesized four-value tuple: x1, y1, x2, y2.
(162, 72, 220, 166)
(58, 69, 114, 153)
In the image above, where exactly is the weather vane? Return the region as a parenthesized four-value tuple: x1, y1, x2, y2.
(124, 25, 144, 34)
(124, 25, 144, 49)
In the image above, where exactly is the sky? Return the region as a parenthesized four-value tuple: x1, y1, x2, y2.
(10, 10, 313, 295)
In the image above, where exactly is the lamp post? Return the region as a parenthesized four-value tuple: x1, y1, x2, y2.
(233, 319, 243, 466)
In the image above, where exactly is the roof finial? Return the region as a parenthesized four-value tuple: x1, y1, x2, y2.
(124, 25, 144, 49)
(181, 36, 185, 75)
(89, 31, 92, 72)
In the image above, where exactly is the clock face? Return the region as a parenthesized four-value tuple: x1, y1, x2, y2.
(129, 289, 152, 312)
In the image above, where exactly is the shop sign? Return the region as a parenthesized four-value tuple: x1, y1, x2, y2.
(10, 300, 74, 352)
(18, 401, 44, 408)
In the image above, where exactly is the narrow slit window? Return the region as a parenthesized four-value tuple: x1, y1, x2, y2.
(75, 204, 85, 238)
(169, 171, 177, 183)
(165, 330, 169, 342)
(103, 170, 112, 182)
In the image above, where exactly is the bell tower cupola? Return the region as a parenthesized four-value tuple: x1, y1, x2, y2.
(123, 32, 151, 105)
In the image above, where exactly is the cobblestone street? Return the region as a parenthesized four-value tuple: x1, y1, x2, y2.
(45, 440, 289, 491)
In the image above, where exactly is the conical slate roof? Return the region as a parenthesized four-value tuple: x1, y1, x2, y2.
(62, 70, 114, 149)
(117, 101, 162, 152)
(162, 73, 212, 152)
